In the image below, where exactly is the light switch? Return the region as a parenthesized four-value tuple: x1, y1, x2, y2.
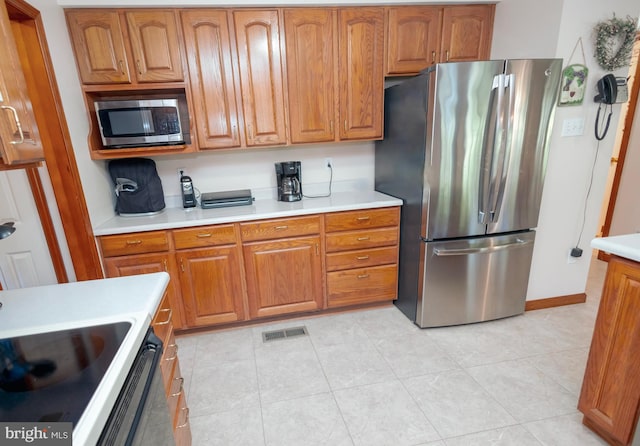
(561, 118, 585, 137)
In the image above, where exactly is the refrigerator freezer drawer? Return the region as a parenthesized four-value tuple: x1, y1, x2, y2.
(417, 231, 535, 328)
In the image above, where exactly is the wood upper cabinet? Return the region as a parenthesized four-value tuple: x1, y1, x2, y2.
(338, 8, 384, 141)
(385, 7, 442, 76)
(66, 9, 184, 84)
(181, 9, 242, 149)
(385, 4, 494, 76)
(0, 0, 43, 164)
(578, 255, 640, 446)
(283, 8, 336, 144)
(177, 245, 247, 327)
(125, 11, 184, 83)
(233, 10, 287, 146)
(440, 5, 494, 63)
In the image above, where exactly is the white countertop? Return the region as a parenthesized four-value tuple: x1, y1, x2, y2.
(591, 233, 640, 263)
(94, 190, 403, 235)
(0, 272, 170, 446)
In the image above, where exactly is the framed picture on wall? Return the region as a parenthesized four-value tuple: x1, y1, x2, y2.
(559, 64, 589, 106)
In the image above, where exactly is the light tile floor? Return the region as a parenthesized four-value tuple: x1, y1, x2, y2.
(176, 257, 609, 446)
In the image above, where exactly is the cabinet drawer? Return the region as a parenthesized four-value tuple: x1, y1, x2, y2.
(240, 216, 320, 242)
(166, 359, 184, 417)
(325, 207, 400, 232)
(161, 330, 178, 379)
(326, 227, 398, 252)
(152, 293, 173, 343)
(327, 264, 398, 307)
(326, 246, 397, 271)
(173, 224, 236, 249)
(99, 231, 169, 257)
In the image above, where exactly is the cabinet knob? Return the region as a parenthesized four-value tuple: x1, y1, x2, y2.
(197, 233, 212, 238)
(136, 60, 142, 75)
(357, 274, 370, 279)
(356, 255, 369, 260)
(357, 236, 370, 241)
(431, 51, 436, 64)
(275, 225, 288, 230)
(445, 50, 450, 62)
(177, 408, 190, 429)
(118, 60, 125, 75)
(125, 240, 142, 245)
(356, 216, 370, 221)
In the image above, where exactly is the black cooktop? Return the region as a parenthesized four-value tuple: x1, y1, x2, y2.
(0, 321, 131, 425)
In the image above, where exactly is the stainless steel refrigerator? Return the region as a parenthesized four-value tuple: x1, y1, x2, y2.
(375, 59, 562, 328)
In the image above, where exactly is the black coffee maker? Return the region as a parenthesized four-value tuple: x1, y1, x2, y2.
(275, 161, 302, 202)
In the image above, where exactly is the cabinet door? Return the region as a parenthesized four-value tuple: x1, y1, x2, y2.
(233, 10, 287, 146)
(243, 236, 323, 319)
(103, 252, 184, 329)
(181, 10, 241, 149)
(386, 7, 442, 76)
(65, 10, 131, 84)
(338, 8, 384, 141)
(284, 8, 335, 144)
(578, 256, 640, 445)
(177, 246, 246, 327)
(0, 0, 43, 164)
(440, 5, 494, 63)
(125, 10, 184, 82)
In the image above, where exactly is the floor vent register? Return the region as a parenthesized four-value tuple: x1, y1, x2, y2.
(262, 326, 308, 343)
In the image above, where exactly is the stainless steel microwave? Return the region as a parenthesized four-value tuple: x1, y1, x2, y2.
(94, 98, 186, 148)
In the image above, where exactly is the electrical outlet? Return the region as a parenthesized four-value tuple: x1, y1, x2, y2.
(324, 158, 333, 169)
(561, 118, 585, 137)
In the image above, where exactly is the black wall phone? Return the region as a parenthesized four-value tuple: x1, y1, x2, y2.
(180, 170, 196, 208)
(594, 74, 617, 141)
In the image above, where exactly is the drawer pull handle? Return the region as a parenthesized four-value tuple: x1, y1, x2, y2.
(197, 233, 212, 238)
(177, 408, 190, 428)
(357, 237, 370, 241)
(165, 343, 178, 361)
(356, 255, 369, 260)
(171, 377, 184, 397)
(156, 308, 172, 325)
(275, 225, 288, 230)
(125, 240, 142, 245)
(356, 216, 370, 221)
(357, 274, 370, 279)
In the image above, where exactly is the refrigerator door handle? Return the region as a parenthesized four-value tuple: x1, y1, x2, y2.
(433, 238, 533, 256)
(487, 74, 509, 222)
(490, 73, 516, 222)
(479, 74, 504, 224)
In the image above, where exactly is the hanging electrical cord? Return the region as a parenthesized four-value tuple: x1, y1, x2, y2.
(303, 163, 333, 199)
(573, 132, 604, 256)
(594, 102, 613, 140)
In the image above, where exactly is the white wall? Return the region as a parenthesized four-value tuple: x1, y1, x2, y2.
(33, 0, 639, 300)
(609, 90, 640, 235)
(498, 0, 639, 300)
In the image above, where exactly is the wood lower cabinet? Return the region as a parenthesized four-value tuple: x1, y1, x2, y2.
(98, 206, 400, 329)
(324, 207, 400, 307)
(0, 0, 43, 164)
(578, 255, 640, 446)
(177, 246, 247, 327)
(152, 293, 191, 446)
(241, 216, 323, 318)
(102, 251, 184, 330)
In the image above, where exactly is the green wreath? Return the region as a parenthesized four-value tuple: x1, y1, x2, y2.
(593, 15, 636, 71)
